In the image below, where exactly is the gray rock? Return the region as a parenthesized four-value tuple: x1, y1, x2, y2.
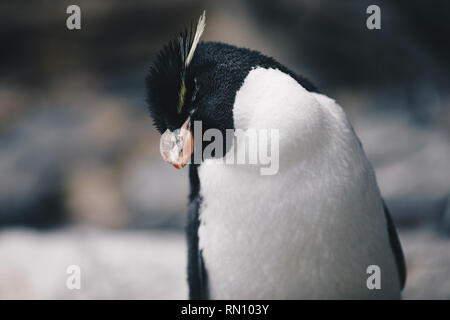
(352, 112, 450, 226)
(0, 228, 187, 299)
(122, 159, 189, 229)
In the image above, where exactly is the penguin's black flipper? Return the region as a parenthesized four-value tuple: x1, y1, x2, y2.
(186, 196, 207, 299)
(383, 201, 407, 290)
(198, 250, 209, 299)
(187, 165, 209, 299)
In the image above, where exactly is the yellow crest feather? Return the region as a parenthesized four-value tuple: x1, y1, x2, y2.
(186, 10, 206, 68)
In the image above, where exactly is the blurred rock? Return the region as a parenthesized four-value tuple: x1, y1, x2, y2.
(0, 87, 189, 229)
(67, 164, 128, 228)
(0, 227, 187, 299)
(0, 95, 135, 227)
(352, 111, 450, 227)
(122, 159, 189, 229)
(439, 195, 450, 234)
(0, 86, 32, 133)
(402, 228, 450, 299)
(0, 107, 82, 227)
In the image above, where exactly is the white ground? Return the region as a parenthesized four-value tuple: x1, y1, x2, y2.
(0, 226, 448, 299)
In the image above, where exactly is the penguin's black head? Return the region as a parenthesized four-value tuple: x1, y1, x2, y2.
(146, 11, 317, 169)
(146, 13, 205, 134)
(145, 11, 234, 168)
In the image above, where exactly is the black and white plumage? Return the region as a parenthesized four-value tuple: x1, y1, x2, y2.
(146, 12, 406, 299)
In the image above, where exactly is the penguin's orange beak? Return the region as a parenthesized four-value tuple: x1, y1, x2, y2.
(159, 117, 194, 169)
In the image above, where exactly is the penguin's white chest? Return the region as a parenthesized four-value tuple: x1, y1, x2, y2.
(197, 68, 401, 299)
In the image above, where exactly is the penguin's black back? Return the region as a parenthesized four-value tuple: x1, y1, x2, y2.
(193, 41, 318, 93)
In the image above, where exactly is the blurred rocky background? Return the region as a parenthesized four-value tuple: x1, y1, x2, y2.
(0, 0, 449, 299)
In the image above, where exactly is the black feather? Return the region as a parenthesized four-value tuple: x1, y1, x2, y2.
(145, 26, 197, 132)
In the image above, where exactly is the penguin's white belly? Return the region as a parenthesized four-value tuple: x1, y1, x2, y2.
(197, 67, 401, 299)
(198, 161, 400, 299)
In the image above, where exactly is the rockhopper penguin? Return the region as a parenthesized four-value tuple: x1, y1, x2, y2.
(145, 12, 406, 299)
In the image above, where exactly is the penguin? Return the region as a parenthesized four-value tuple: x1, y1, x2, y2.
(145, 12, 406, 299)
